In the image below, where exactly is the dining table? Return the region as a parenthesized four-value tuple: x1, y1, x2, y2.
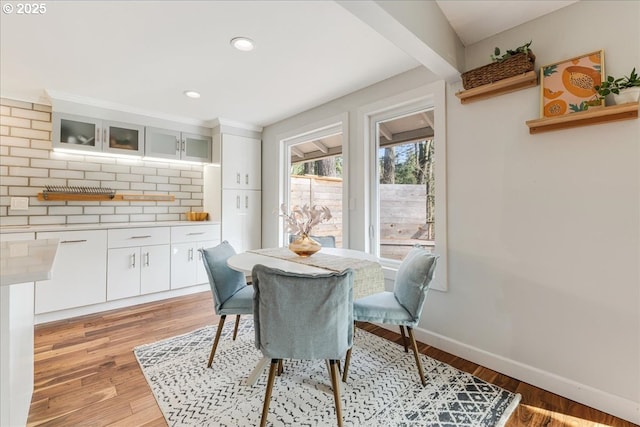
(227, 246, 385, 385)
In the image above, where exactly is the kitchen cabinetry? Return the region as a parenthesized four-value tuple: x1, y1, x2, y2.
(35, 230, 107, 314)
(211, 133, 262, 252)
(145, 127, 212, 163)
(106, 227, 170, 300)
(52, 112, 145, 156)
(170, 224, 220, 289)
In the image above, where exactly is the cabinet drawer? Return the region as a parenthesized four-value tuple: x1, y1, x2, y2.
(108, 227, 169, 248)
(171, 224, 220, 243)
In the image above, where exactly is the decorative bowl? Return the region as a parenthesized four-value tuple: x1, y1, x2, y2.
(186, 212, 208, 221)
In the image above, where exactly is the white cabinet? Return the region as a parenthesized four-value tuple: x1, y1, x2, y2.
(221, 189, 261, 253)
(145, 127, 212, 163)
(52, 112, 145, 156)
(209, 133, 262, 252)
(35, 230, 107, 314)
(170, 224, 220, 289)
(107, 228, 170, 300)
(214, 134, 261, 190)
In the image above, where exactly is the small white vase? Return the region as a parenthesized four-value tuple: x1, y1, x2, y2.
(612, 87, 640, 104)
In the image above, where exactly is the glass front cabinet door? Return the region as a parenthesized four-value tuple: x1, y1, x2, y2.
(182, 133, 211, 163)
(53, 113, 144, 156)
(146, 128, 211, 162)
(53, 113, 102, 153)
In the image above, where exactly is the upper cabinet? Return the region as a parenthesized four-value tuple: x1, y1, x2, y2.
(213, 133, 261, 190)
(145, 127, 211, 163)
(53, 112, 145, 156)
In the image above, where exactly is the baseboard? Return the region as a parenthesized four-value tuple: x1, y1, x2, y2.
(34, 284, 210, 325)
(376, 323, 640, 425)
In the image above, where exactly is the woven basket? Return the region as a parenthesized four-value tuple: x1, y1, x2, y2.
(461, 51, 535, 90)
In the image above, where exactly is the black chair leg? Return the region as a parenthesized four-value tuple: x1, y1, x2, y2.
(328, 360, 344, 427)
(260, 359, 279, 427)
(407, 327, 426, 386)
(232, 314, 241, 340)
(399, 325, 409, 353)
(207, 315, 226, 368)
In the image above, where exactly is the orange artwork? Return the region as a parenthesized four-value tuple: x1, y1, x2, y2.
(540, 50, 604, 118)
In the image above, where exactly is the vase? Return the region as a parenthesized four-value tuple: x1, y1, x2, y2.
(613, 87, 640, 105)
(288, 234, 322, 257)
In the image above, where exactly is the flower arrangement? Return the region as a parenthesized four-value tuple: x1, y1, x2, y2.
(280, 203, 332, 237)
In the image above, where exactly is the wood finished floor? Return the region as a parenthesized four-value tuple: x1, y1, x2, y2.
(28, 291, 637, 427)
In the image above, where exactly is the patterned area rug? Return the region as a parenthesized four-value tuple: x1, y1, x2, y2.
(134, 319, 520, 426)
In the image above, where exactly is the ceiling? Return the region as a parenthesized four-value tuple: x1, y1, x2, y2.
(0, 1, 577, 129)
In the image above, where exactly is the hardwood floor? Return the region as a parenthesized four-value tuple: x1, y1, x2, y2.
(28, 292, 636, 427)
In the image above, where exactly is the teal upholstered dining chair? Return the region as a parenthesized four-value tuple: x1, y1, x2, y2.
(252, 264, 354, 427)
(199, 241, 254, 368)
(288, 234, 336, 248)
(342, 246, 438, 386)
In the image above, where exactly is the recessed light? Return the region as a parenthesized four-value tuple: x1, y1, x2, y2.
(230, 37, 255, 52)
(184, 90, 201, 99)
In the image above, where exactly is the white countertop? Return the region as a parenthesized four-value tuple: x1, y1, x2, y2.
(0, 239, 60, 286)
(0, 220, 221, 234)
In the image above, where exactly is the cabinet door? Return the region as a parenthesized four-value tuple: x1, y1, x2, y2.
(195, 240, 218, 284)
(52, 113, 103, 153)
(35, 230, 107, 314)
(145, 127, 181, 160)
(103, 120, 145, 156)
(170, 242, 197, 289)
(140, 244, 170, 294)
(221, 134, 261, 190)
(221, 190, 245, 252)
(107, 247, 140, 300)
(182, 133, 211, 163)
(243, 190, 262, 251)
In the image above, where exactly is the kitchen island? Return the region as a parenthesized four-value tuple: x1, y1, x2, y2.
(0, 237, 59, 427)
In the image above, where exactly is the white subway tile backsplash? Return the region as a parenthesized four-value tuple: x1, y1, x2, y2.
(1, 99, 206, 226)
(31, 158, 68, 169)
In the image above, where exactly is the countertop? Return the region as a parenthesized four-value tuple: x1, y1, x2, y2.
(0, 220, 221, 234)
(0, 238, 59, 286)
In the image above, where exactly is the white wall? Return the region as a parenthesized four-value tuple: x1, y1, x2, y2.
(262, 1, 639, 422)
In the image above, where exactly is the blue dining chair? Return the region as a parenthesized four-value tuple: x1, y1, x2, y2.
(342, 246, 438, 386)
(252, 264, 354, 427)
(199, 241, 254, 368)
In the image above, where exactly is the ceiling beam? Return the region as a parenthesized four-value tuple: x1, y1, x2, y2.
(310, 140, 329, 154)
(378, 123, 393, 140)
(379, 127, 434, 148)
(290, 146, 305, 158)
(420, 112, 434, 129)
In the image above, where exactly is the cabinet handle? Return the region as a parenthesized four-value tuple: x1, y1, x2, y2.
(236, 195, 240, 209)
(182, 139, 186, 152)
(60, 239, 87, 244)
(131, 252, 136, 268)
(103, 128, 107, 146)
(129, 235, 152, 239)
(145, 252, 150, 267)
(96, 128, 101, 144)
(245, 174, 249, 185)
(245, 195, 248, 209)
(236, 173, 241, 184)
(188, 247, 194, 261)
(187, 232, 205, 236)
(176, 138, 180, 153)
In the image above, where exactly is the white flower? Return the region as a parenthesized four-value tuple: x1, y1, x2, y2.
(280, 203, 332, 236)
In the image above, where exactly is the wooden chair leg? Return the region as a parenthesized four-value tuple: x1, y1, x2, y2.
(232, 315, 241, 341)
(207, 315, 226, 368)
(277, 359, 284, 376)
(260, 359, 279, 427)
(407, 327, 426, 386)
(329, 360, 344, 427)
(399, 325, 409, 353)
(341, 347, 352, 383)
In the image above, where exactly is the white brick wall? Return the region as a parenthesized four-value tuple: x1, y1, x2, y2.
(0, 98, 205, 226)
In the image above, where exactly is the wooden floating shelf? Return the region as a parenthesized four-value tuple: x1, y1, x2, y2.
(455, 71, 538, 104)
(37, 193, 175, 202)
(525, 102, 639, 134)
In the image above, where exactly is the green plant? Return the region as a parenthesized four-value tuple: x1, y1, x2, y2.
(594, 67, 640, 99)
(490, 41, 532, 62)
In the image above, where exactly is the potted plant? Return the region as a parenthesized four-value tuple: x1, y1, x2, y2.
(594, 67, 640, 105)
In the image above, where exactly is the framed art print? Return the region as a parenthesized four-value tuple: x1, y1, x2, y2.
(540, 50, 604, 117)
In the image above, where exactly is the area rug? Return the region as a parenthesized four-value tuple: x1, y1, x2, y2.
(134, 319, 520, 426)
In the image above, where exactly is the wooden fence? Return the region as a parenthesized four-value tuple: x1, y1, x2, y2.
(290, 175, 434, 259)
